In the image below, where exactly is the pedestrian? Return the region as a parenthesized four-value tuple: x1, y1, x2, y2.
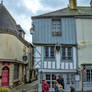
(59, 85, 66, 92)
(54, 78, 60, 92)
(58, 75, 64, 89)
(70, 85, 76, 92)
(42, 79, 49, 92)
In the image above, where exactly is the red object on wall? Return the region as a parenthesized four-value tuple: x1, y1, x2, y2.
(83, 69, 86, 73)
(1, 68, 9, 87)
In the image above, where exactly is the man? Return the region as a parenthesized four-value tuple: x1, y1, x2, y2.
(58, 75, 64, 89)
(42, 79, 49, 92)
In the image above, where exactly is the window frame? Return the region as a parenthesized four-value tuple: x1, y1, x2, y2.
(44, 46, 55, 59)
(14, 63, 19, 80)
(62, 46, 73, 60)
(52, 18, 61, 36)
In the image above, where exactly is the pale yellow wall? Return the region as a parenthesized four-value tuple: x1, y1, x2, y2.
(0, 34, 29, 62)
(76, 19, 92, 66)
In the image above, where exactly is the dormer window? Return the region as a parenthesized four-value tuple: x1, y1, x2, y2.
(52, 19, 61, 36)
(19, 30, 22, 37)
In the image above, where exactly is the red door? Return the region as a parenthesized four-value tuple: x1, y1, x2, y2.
(1, 67, 9, 87)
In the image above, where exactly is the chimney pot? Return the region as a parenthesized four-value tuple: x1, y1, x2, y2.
(69, 0, 77, 9)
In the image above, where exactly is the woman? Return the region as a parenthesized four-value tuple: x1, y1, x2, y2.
(55, 78, 60, 92)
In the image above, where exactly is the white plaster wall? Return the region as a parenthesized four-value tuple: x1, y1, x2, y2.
(56, 51, 60, 69)
(76, 19, 92, 65)
(34, 46, 42, 69)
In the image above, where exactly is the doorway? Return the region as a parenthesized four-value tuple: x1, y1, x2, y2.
(1, 66, 9, 87)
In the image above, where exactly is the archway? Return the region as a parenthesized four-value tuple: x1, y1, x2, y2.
(1, 66, 9, 87)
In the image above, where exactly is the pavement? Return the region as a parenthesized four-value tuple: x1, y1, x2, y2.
(11, 80, 38, 92)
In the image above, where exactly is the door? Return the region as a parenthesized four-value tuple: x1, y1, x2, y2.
(1, 67, 9, 87)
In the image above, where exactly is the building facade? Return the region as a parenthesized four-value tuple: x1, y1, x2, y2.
(31, 0, 79, 91)
(0, 3, 32, 87)
(31, 0, 92, 91)
(76, 15, 92, 91)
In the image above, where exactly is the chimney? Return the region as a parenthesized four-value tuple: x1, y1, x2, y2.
(69, 0, 77, 9)
(90, 0, 92, 7)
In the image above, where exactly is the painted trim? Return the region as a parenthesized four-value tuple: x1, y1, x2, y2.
(39, 69, 77, 73)
(0, 59, 27, 64)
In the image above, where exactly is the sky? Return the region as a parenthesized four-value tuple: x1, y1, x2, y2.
(2, 0, 91, 43)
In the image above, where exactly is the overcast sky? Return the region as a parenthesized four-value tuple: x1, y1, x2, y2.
(3, 0, 91, 43)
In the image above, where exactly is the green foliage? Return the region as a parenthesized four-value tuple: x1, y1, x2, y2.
(0, 88, 10, 92)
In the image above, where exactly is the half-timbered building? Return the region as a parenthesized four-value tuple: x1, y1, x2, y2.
(31, 0, 78, 91)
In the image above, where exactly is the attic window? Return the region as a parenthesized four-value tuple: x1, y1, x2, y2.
(52, 19, 61, 36)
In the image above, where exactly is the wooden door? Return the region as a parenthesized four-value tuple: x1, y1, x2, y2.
(1, 67, 9, 87)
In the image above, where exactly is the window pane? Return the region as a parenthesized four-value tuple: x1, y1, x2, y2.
(68, 47, 72, 59)
(44, 47, 49, 58)
(47, 81, 50, 87)
(52, 81, 56, 88)
(52, 19, 61, 36)
(91, 70, 92, 81)
(52, 74, 56, 80)
(50, 47, 55, 58)
(14, 63, 19, 80)
(46, 74, 50, 80)
(87, 70, 90, 82)
(62, 47, 66, 59)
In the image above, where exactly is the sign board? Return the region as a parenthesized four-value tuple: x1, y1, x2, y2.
(75, 75, 80, 81)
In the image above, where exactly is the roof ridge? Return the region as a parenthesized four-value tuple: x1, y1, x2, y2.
(32, 6, 92, 18)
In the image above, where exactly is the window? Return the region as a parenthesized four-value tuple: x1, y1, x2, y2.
(44, 46, 55, 59)
(46, 74, 56, 88)
(52, 19, 61, 36)
(50, 47, 55, 58)
(66, 74, 75, 84)
(62, 47, 72, 60)
(45, 47, 49, 58)
(14, 63, 19, 80)
(86, 69, 92, 82)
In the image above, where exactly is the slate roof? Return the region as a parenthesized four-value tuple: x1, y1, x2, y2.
(16, 25, 25, 34)
(0, 3, 17, 32)
(0, 3, 31, 47)
(32, 7, 92, 18)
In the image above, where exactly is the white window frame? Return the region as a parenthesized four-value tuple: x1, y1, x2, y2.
(44, 46, 55, 59)
(62, 47, 73, 60)
(52, 19, 61, 36)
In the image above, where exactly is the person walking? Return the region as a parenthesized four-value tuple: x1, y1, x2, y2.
(70, 85, 76, 92)
(59, 85, 66, 92)
(58, 75, 64, 89)
(42, 79, 49, 92)
(55, 78, 60, 92)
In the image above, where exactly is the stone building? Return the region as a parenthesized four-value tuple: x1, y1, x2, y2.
(0, 2, 33, 87)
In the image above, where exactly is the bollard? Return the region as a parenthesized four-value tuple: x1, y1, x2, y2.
(22, 89, 26, 92)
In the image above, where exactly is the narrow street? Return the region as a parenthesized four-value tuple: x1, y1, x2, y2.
(11, 81, 38, 92)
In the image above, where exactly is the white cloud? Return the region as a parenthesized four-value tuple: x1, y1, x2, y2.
(12, 13, 32, 42)
(22, 0, 54, 14)
(25, 34, 32, 43)
(23, 0, 41, 14)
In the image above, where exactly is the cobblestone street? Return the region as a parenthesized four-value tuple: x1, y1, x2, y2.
(11, 81, 38, 92)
